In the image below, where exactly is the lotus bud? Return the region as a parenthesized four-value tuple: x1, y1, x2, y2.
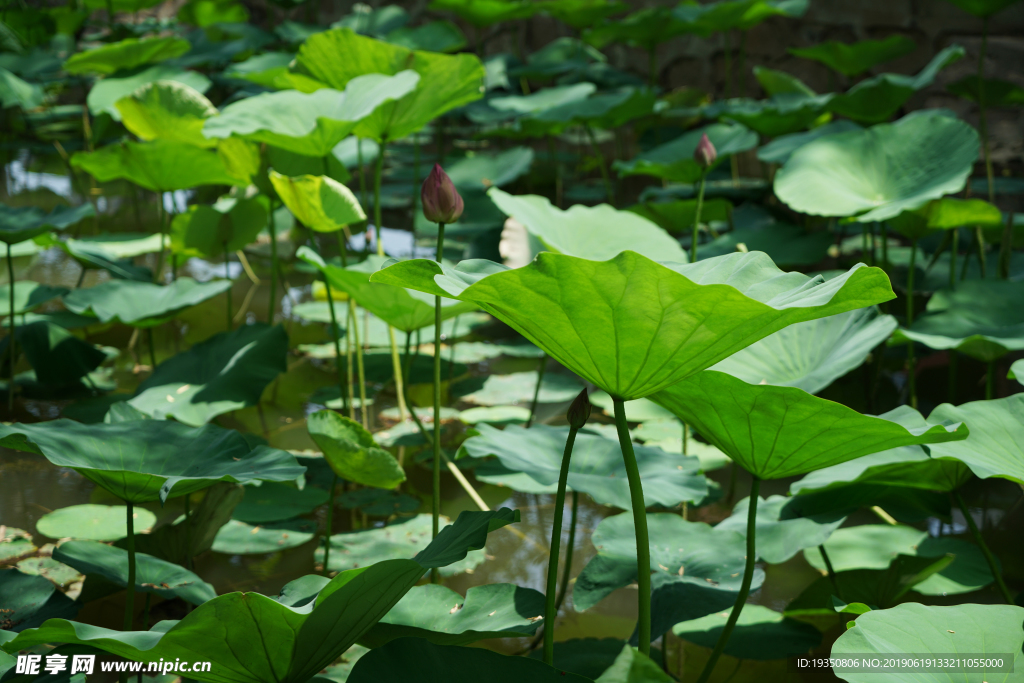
(694, 133, 717, 168)
(567, 388, 592, 430)
(421, 163, 464, 224)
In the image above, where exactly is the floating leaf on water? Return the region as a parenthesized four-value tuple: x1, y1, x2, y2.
(36, 504, 157, 542)
(211, 518, 317, 555)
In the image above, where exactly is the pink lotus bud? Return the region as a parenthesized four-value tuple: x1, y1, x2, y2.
(421, 163, 464, 224)
(694, 133, 717, 168)
(567, 388, 592, 429)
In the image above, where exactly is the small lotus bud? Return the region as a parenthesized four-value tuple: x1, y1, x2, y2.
(694, 133, 717, 168)
(567, 388, 592, 429)
(421, 163, 464, 224)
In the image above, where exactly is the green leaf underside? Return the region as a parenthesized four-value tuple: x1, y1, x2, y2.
(928, 395, 1024, 485)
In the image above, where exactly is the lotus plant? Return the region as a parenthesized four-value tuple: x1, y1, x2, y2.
(691, 132, 716, 262)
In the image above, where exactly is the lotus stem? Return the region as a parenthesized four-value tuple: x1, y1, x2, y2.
(322, 473, 338, 576)
(544, 425, 580, 664)
(999, 212, 1013, 280)
(950, 227, 959, 290)
(986, 360, 996, 400)
(696, 477, 760, 683)
(124, 501, 136, 631)
(183, 494, 192, 572)
(432, 222, 446, 572)
(692, 173, 707, 263)
(448, 316, 459, 383)
(682, 422, 689, 455)
(374, 139, 386, 256)
(612, 398, 652, 656)
(555, 489, 579, 614)
(954, 489, 1012, 604)
(974, 226, 988, 278)
(349, 300, 368, 429)
(7, 242, 14, 411)
(527, 354, 548, 428)
(337, 233, 356, 421)
(906, 238, 917, 409)
(585, 125, 614, 206)
(322, 276, 347, 417)
(146, 328, 157, 370)
(224, 242, 232, 332)
(819, 544, 841, 599)
(267, 199, 277, 325)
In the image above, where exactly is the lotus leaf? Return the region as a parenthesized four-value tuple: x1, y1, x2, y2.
(204, 72, 419, 157)
(527, 638, 636, 680)
(756, 120, 862, 165)
(87, 65, 212, 119)
(613, 123, 758, 183)
(36, 505, 157, 541)
(626, 198, 733, 235)
(308, 410, 405, 489)
(947, 75, 1024, 106)
(62, 233, 164, 260)
(709, 308, 897, 394)
(232, 482, 330, 523)
(790, 445, 972, 494)
(460, 424, 707, 507)
(0, 419, 304, 502)
(540, 0, 628, 30)
(456, 371, 583, 405)
(170, 196, 269, 259)
(574, 512, 764, 640)
(889, 197, 1003, 241)
(774, 109, 979, 222)
(212, 519, 317, 555)
(488, 188, 686, 262)
(178, 0, 249, 26)
(587, 391, 674, 422)
(929, 395, 1024, 485)
(0, 569, 79, 632)
(0, 203, 95, 244)
(3, 509, 519, 683)
(54, 541, 216, 605)
(687, 93, 834, 138)
(71, 139, 251, 191)
(672, 604, 821, 660)
(348, 637, 591, 683)
(0, 528, 37, 564)
(359, 583, 544, 647)
(0, 282, 67, 317)
(653, 371, 968, 479)
(485, 83, 595, 118)
(715, 495, 846, 563)
(831, 603, 1024, 682)
(0, 68, 44, 110)
(1010, 359, 1023, 387)
(129, 483, 244, 562)
(63, 37, 191, 75)
(803, 525, 997, 596)
(789, 36, 917, 77)
(584, 7, 692, 49)
(271, 174, 365, 232)
(115, 81, 218, 148)
(427, 0, 539, 26)
(386, 21, 467, 53)
(458, 405, 531, 425)
(295, 29, 485, 142)
(371, 250, 893, 400)
(673, 0, 809, 33)
(63, 278, 232, 328)
(441, 148, 535, 191)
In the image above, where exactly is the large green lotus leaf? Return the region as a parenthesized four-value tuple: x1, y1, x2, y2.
(427, 0, 540, 26)
(308, 410, 405, 489)
(487, 188, 686, 262)
(223, 51, 295, 89)
(63, 37, 191, 75)
(295, 28, 485, 142)
(789, 36, 916, 77)
(386, 20, 468, 53)
(3, 509, 519, 683)
(300, 250, 475, 332)
(63, 278, 232, 328)
(71, 139, 250, 191)
(204, 72, 419, 157)
(128, 323, 287, 426)
(525, 638, 638, 680)
(461, 423, 707, 507)
(698, 217, 833, 268)
(441, 148, 535, 192)
(484, 83, 595, 119)
(803, 525, 997, 596)
(54, 541, 215, 606)
(673, 604, 821, 660)
(63, 233, 163, 260)
(232, 482, 329, 524)
(710, 308, 897, 394)
(774, 109, 978, 222)
(348, 637, 591, 683)
(0, 569, 79, 632)
(1010, 359, 1024, 387)
(653, 371, 968, 479)
(170, 196, 268, 259)
(36, 504, 156, 541)
(715, 495, 845, 564)
(943, 0, 1022, 18)
(212, 519, 317, 555)
(929, 395, 1024, 485)
(115, 81, 218, 148)
(690, 93, 834, 138)
(317, 513, 494, 578)
(0, 67, 44, 110)
(889, 197, 1003, 241)
(889, 280, 1024, 362)
(271, 174, 365, 232)
(0, 419, 304, 503)
(87, 65, 212, 120)
(0, 203, 95, 244)
(613, 123, 758, 183)
(584, 6, 691, 48)
(831, 603, 1024, 682)
(370, 251, 894, 400)
(455, 371, 583, 405)
(947, 75, 1024, 106)
(359, 583, 543, 648)
(0, 282, 68, 316)
(574, 512, 763, 641)
(756, 120, 862, 165)
(122, 482, 240, 562)
(591, 644, 671, 683)
(626, 198, 733, 235)
(513, 87, 657, 135)
(790, 446, 972, 495)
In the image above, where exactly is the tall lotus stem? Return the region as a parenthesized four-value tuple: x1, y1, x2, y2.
(555, 490, 579, 612)
(7, 242, 14, 411)
(183, 495, 192, 572)
(954, 490, 1012, 604)
(322, 473, 338, 576)
(349, 300, 368, 429)
(612, 398, 652, 656)
(692, 134, 716, 263)
(544, 389, 591, 664)
(906, 238, 918, 409)
(124, 501, 136, 630)
(820, 544, 840, 599)
(267, 200, 277, 325)
(696, 477, 760, 683)
(224, 242, 232, 331)
(323, 279, 347, 416)
(527, 354, 548, 428)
